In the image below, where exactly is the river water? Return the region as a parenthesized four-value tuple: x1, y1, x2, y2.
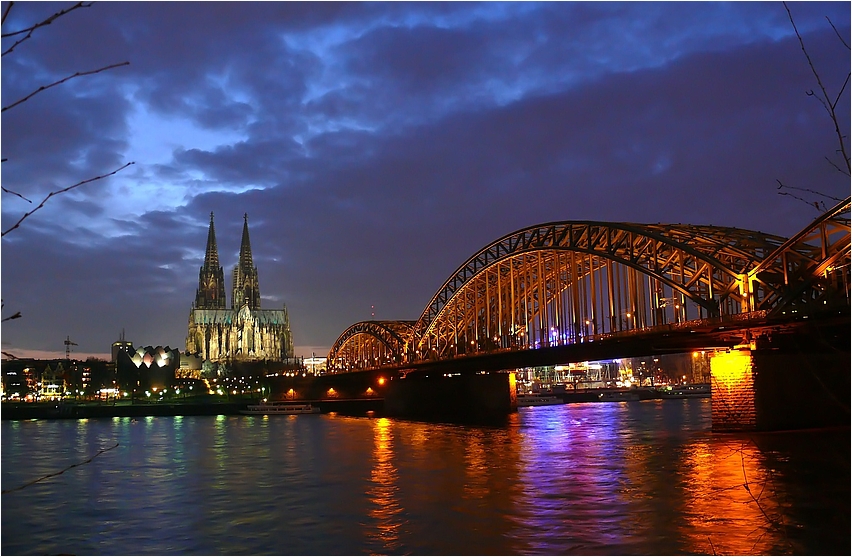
(1, 398, 849, 555)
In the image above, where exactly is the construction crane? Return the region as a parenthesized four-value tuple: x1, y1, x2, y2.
(64, 336, 78, 360)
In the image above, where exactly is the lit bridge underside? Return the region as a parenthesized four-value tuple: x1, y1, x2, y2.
(328, 198, 850, 373)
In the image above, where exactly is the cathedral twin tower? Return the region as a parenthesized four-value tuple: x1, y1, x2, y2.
(186, 213, 294, 363)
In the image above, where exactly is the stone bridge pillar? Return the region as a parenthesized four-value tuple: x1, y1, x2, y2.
(711, 327, 850, 432)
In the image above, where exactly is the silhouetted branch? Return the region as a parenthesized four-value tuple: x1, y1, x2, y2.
(784, 2, 851, 174)
(1, 2, 13, 26)
(1, 1, 92, 56)
(2, 61, 130, 113)
(776, 179, 843, 201)
(777, 191, 826, 212)
(831, 73, 850, 111)
(1, 161, 135, 237)
(2, 186, 33, 203)
(1, 300, 23, 323)
(826, 16, 850, 51)
(825, 155, 850, 177)
(1, 311, 23, 322)
(1, 442, 119, 494)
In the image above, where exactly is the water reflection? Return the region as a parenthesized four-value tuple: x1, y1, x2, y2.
(366, 417, 403, 554)
(511, 404, 640, 554)
(1, 404, 847, 555)
(681, 438, 794, 555)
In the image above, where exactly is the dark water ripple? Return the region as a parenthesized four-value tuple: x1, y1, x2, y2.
(2, 400, 849, 555)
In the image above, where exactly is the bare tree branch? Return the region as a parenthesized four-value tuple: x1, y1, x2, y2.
(1, 300, 23, 323)
(776, 179, 844, 201)
(2, 186, 33, 203)
(826, 16, 850, 51)
(824, 155, 851, 177)
(1, 311, 22, 322)
(776, 190, 826, 212)
(832, 72, 850, 111)
(1, 2, 92, 57)
(1, 442, 120, 494)
(1, 2, 14, 27)
(1, 61, 129, 113)
(1, 161, 135, 237)
(784, 1, 851, 174)
(1, 1, 91, 37)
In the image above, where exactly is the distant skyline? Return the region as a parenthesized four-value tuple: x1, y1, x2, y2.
(2, 2, 849, 360)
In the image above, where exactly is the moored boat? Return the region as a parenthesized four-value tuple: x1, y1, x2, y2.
(516, 394, 563, 407)
(598, 390, 641, 402)
(241, 402, 321, 415)
(659, 384, 711, 399)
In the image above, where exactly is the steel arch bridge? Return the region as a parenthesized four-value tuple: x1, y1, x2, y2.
(328, 198, 850, 372)
(329, 320, 415, 372)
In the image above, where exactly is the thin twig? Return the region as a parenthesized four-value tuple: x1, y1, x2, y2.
(776, 180, 843, 201)
(1, 442, 119, 494)
(831, 73, 850, 112)
(1, 1, 91, 37)
(1, 161, 135, 237)
(825, 155, 851, 177)
(708, 536, 717, 556)
(826, 16, 850, 51)
(784, 2, 851, 174)
(777, 191, 824, 212)
(2, 61, 130, 112)
(1, 311, 22, 322)
(1, 2, 14, 27)
(2, 186, 33, 203)
(1, 2, 92, 58)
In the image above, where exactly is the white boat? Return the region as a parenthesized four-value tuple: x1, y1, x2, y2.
(516, 394, 563, 407)
(241, 402, 321, 415)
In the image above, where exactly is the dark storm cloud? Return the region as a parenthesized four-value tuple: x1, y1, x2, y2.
(1, 72, 130, 194)
(1, 1, 849, 358)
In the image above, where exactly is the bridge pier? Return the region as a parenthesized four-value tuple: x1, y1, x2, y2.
(710, 325, 850, 432)
(385, 371, 516, 422)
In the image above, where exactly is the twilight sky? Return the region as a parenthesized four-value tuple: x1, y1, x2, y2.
(1, 1, 849, 361)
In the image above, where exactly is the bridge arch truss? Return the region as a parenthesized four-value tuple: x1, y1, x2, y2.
(411, 221, 791, 360)
(326, 202, 850, 370)
(328, 320, 415, 372)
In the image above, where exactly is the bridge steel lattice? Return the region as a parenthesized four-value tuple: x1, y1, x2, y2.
(327, 198, 850, 372)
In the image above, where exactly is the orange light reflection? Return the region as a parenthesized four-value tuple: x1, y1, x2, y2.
(680, 439, 789, 554)
(367, 418, 403, 553)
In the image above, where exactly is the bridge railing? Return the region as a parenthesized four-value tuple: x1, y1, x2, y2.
(325, 311, 779, 373)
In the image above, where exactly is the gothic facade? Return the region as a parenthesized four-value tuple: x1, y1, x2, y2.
(186, 213, 294, 363)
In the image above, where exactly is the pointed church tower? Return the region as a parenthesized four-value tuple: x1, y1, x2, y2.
(232, 213, 261, 309)
(195, 212, 227, 309)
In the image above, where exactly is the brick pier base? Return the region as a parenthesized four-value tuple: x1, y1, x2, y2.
(711, 329, 850, 432)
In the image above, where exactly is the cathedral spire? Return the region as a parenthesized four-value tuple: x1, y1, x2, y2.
(195, 212, 226, 309)
(238, 213, 254, 270)
(232, 213, 261, 309)
(204, 211, 221, 269)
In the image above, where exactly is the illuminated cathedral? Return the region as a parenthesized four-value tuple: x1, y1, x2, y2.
(186, 213, 294, 364)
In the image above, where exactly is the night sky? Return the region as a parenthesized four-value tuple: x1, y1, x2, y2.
(1, 2, 849, 361)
